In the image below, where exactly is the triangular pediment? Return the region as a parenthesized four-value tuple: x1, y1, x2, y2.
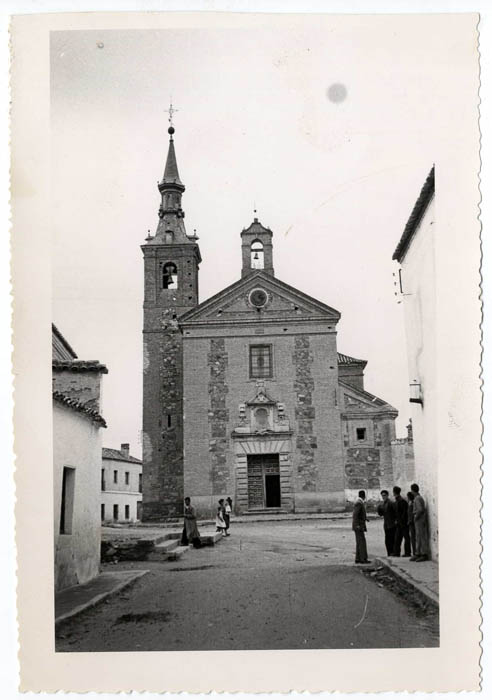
(246, 382, 277, 406)
(179, 271, 340, 325)
(340, 380, 398, 415)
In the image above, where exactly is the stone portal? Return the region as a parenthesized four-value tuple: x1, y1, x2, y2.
(247, 454, 281, 509)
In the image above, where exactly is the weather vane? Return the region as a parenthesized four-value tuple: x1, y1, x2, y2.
(165, 99, 178, 128)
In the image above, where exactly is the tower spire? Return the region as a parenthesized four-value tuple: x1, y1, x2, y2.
(153, 107, 189, 243)
(161, 131, 184, 187)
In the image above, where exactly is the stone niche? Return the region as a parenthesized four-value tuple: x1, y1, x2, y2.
(232, 381, 291, 438)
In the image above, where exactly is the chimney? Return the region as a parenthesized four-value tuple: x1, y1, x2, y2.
(121, 443, 130, 458)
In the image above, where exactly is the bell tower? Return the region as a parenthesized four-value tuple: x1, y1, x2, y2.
(141, 117, 201, 520)
(241, 217, 274, 277)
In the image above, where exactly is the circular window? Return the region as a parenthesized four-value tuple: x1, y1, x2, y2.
(249, 288, 268, 308)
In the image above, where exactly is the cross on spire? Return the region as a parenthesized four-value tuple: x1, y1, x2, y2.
(165, 100, 178, 128)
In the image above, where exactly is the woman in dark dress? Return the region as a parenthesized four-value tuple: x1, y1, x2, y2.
(181, 497, 201, 548)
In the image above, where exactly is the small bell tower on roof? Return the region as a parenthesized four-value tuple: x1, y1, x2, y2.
(241, 216, 274, 278)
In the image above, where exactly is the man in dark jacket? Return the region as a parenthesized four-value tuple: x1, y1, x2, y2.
(352, 490, 371, 564)
(377, 489, 397, 556)
(392, 486, 411, 556)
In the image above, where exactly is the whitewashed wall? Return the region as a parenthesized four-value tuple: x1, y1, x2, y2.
(53, 402, 102, 591)
(399, 196, 438, 559)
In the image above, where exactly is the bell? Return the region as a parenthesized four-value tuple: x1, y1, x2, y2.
(253, 252, 259, 260)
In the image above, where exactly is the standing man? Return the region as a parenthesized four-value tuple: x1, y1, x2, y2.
(410, 483, 429, 562)
(392, 486, 411, 557)
(377, 489, 397, 556)
(352, 490, 371, 564)
(407, 491, 417, 557)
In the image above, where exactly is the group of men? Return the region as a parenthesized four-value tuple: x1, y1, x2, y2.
(352, 483, 430, 564)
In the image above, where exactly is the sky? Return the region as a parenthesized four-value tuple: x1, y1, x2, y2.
(50, 18, 447, 456)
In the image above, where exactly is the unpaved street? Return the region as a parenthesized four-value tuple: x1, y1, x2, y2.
(56, 519, 439, 651)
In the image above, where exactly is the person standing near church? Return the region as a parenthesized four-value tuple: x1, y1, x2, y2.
(392, 486, 411, 556)
(181, 497, 201, 548)
(224, 496, 232, 536)
(215, 499, 227, 536)
(352, 490, 371, 564)
(407, 491, 417, 557)
(410, 483, 429, 561)
(377, 489, 397, 556)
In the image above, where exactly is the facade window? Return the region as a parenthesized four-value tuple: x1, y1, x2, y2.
(113, 504, 119, 521)
(60, 467, 75, 535)
(113, 470, 118, 484)
(167, 414, 172, 428)
(356, 428, 367, 441)
(101, 504, 105, 521)
(101, 468, 105, 491)
(250, 345, 273, 378)
(250, 240, 264, 269)
(125, 505, 130, 520)
(138, 473, 142, 493)
(162, 262, 178, 289)
(125, 471, 130, 486)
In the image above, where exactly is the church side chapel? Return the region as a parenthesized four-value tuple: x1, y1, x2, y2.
(141, 120, 399, 520)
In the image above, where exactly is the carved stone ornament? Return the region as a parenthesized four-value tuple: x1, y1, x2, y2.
(233, 384, 291, 437)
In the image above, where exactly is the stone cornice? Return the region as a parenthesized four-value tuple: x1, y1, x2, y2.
(341, 409, 398, 419)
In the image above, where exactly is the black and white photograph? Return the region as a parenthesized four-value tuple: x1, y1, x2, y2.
(11, 9, 482, 694)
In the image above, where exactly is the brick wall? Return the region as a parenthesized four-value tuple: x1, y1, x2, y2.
(52, 369, 103, 412)
(343, 414, 397, 505)
(142, 322, 185, 520)
(183, 325, 346, 516)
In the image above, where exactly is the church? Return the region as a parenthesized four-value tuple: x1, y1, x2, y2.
(141, 124, 399, 520)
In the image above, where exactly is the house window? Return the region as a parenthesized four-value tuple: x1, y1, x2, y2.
(250, 345, 273, 378)
(113, 470, 118, 484)
(356, 428, 367, 441)
(101, 504, 105, 521)
(60, 467, 75, 534)
(125, 505, 130, 520)
(125, 472, 130, 486)
(113, 504, 119, 521)
(162, 262, 178, 289)
(139, 473, 143, 493)
(101, 468, 105, 491)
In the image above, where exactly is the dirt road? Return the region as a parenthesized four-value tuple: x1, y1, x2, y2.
(56, 519, 439, 651)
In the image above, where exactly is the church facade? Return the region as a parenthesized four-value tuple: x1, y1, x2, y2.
(141, 126, 398, 520)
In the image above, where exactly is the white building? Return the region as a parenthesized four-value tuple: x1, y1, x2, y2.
(101, 444, 142, 523)
(52, 324, 108, 591)
(393, 168, 438, 559)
